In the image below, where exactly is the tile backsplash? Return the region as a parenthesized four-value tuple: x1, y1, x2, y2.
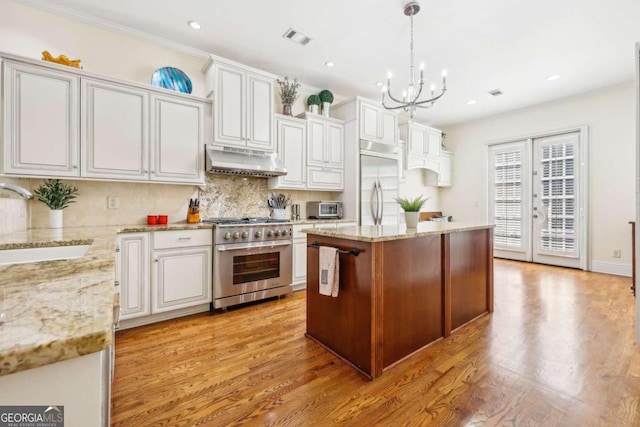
(199, 174, 336, 219)
(0, 175, 338, 234)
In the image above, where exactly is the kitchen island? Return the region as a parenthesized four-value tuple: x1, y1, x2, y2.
(303, 222, 494, 380)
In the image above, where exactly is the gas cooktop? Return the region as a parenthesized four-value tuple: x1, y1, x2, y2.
(202, 217, 290, 225)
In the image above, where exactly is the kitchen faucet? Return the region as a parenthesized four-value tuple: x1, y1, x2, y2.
(0, 182, 33, 199)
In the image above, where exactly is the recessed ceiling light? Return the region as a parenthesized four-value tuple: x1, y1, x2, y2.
(546, 74, 561, 81)
(325, 61, 335, 68)
(376, 82, 383, 86)
(187, 20, 201, 30)
(466, 100, 477, 105)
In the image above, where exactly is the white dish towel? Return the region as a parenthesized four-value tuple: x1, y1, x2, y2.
(319, 246, 340, 297)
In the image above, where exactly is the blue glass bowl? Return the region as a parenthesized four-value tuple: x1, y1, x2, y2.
(151, 67, 193, 94)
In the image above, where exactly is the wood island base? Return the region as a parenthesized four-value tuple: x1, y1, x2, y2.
(305, 224, 494, 380)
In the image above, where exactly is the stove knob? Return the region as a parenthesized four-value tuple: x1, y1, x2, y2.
(267, 230, 274, 238)
(223, 232, 231, 240)
(254, 230, 262, 238)
(241, 231, 249, 239)
(233, 232, 240, 239)
(274, 230, 281, 237)
(284, 229, 291, 236)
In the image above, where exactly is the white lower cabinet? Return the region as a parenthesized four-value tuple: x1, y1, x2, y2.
(152, 246, 212, 313)
(292, 221, 357, 290)
(117, 232, 150, 320)
(117, 229, 212, 328)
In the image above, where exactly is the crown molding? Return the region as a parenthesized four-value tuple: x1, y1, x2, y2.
(14, 0, 210, 60)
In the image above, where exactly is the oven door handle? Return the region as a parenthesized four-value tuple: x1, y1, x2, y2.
(217, 241, 292, 251)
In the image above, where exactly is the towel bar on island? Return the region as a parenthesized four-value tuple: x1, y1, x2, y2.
(307, 241, 361, 257)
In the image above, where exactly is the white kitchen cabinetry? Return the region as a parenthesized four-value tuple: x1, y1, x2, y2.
(268, 114, 306, 190)
(292, 221, 357, 290)
(150, 94, 205, 183)
(292, 225, 308, 289)
(151, 230, 212, 313)
(117, 233, 151, 320)
(332, 96, 401, 222)
(117, 229, 213, 329)
(1, 53, 209, 184)
(359, 100, 398, 146)
(305, 114, 344, 190)
(399, 122, 441, 172)
(0, 350, 111, 426)
(82, 78, 148, 180)
(2, 60, 80, 176)
(437, 150, 453, 187)
(206, 60, 274, 151)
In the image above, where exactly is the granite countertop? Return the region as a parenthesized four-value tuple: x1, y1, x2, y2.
(291, 218, 356, 225)
(0, 222, 213, 377)
(302, 222, 494, 243)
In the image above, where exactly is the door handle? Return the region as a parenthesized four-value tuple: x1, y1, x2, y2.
(371, 181, 379, 224)
(377, 179, 384, 224)
(533, 214, 538, 218)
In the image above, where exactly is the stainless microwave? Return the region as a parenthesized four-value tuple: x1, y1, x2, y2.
(307, 201, 343, 219)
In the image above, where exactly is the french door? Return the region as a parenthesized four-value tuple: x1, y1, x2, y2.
(488, 130, 587, 269)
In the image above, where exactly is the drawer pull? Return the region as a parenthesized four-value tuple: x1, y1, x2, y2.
(178, 237, 192, 240)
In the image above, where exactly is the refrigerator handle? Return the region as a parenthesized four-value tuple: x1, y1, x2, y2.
(371, 181, 379, 224)
(377, 179, 384, 224)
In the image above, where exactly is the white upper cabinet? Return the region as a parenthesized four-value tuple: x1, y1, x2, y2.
(358, 100, 398, 146)
(210, 61, 274, 151)
(82, 78, 148, 179)
(2, 60, 80, 176)
(1, 54, 209, 184)
(399, 122, 442, 172)
(437, 150, 453, 187)
(150, 94, 205, 184)
(305, 115, 344, 191)
(268, 115, 306, 190)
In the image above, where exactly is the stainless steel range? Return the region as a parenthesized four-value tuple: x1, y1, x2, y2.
(202, 217, 293, 309)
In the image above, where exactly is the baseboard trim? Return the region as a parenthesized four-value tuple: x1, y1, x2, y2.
(117, 304, 211, 330)
(590, 260, 632, 277)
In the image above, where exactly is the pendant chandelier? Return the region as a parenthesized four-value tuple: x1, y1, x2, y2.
(381, 1, 447, 119)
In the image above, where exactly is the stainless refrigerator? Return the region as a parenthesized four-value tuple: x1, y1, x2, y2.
(360, 142, 399, 226)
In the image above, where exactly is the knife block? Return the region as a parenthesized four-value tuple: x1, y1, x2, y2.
(187, 208, 200, 224)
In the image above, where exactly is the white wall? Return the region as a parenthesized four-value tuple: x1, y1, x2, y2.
(0, 0, 207, 95)
(441, 83, 635, 275)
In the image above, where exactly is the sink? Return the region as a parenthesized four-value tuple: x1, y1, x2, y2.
(0, 245, 91, 266)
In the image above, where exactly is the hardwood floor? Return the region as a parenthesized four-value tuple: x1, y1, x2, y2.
(112, 260, 639, 426)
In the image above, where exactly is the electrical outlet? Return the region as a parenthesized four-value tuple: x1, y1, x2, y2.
(612, 249, 621, 258)
(107, 197, 119, 209)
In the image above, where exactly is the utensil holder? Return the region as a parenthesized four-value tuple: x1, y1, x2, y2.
(272, 208, 287, 220)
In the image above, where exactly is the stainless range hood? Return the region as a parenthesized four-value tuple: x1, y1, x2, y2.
(205, 144, 287, 178)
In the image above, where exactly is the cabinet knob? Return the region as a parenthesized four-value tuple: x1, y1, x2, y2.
(155, 259, 159, 262)
(143, 169, 148, 174)
(151, 170, 155, 174)
(72, 165, 78, 169)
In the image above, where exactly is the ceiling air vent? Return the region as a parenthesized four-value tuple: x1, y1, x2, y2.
(282, 28, 311, 45)
(488, 89, 503, 97)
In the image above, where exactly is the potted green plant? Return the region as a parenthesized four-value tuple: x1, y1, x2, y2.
(307, 94, 321, 114)
(396, 195, 430, 228)
(33, 179, 79, 228)
(319, 89, 334, 117)
(276, 76, 300, 116)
